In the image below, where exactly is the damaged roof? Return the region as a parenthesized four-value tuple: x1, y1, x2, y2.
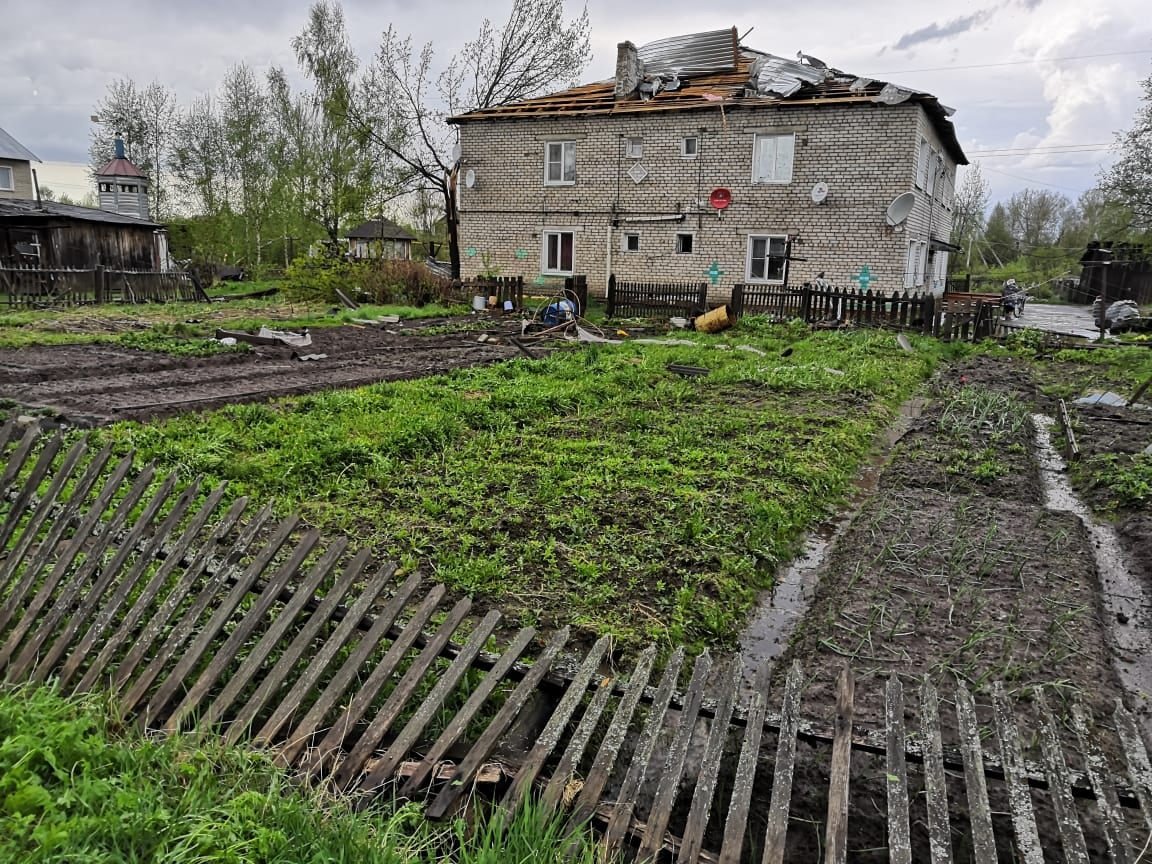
(0, 198, 160, 227)
(450, 28, 967, 165)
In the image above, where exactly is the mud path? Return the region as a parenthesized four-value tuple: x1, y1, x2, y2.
(0, 325, 519, 423)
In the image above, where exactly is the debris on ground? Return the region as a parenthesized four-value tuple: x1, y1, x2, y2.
(735, 344, 767, 356)
(293, 353, 328, 362)
(896, 333, 914, 353)
(667, 363, 709, 377)
(693, 304, 735, 334)
(214, 327, 312, 348)
(1073, 390, 1149, 409)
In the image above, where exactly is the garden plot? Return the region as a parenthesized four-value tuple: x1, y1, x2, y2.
(0, 324, 516, 423)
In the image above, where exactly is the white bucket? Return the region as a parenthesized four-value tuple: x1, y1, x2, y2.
(471, 295, 486, 311)
(503, 300, 514, 312)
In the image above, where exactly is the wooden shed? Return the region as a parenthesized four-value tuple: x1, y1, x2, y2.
(0, 198, 165, 271)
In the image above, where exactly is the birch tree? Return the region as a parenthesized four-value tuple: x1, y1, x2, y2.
(1101, 70, 1152, 230)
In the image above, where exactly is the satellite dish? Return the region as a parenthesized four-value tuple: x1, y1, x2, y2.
(464, 169, 476, 189)
(885, 192, 916, 226)
(810, 182, 829, 204)
(451, 143, 462, 162)
(709, 188, 732, 210)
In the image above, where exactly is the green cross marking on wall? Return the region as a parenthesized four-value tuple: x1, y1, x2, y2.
(707, 260, 724, 285)
(855, 265, 872, 291)
(514, 249, 528, 260)
(533, 274, 546, 286)
(465, 247, 477, 258)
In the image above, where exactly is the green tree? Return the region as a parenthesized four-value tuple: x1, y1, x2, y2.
(950, 162, 989, 272)
(982, 202, 1015, 266)
(1101, 70, 1152, 230)
(90, 79, 177, 217)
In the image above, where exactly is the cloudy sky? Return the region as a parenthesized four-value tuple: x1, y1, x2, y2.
(2, 0, 1149, 206)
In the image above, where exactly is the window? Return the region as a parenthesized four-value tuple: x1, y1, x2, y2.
(544, 141, 576, 185)
(746, 235, 788, 283)
(675, 233, 694, 255)
(916, 137, 928, 189)
(99, 182, 114, 193)
(904, 240, 928, 288)
(120, 184, 138, 193)
(625, 137, 643, 158)
(926, 149, 939, 197)
(752, 133, 795, 184)
(681, 136, 698, 158)
(623, 233, 640, 252)
(0, 166, 12, 191)
(542, 230, 574, 274)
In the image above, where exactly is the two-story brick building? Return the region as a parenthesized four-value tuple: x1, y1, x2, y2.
(450, 29, 966, 297)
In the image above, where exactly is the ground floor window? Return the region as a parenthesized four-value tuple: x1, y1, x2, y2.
(624, 233, 640, 252)
(905, 240, 928, 289)
(675, 233, 694, 254)
(542, 230, 574, 275)
(745, 234, 787, 283)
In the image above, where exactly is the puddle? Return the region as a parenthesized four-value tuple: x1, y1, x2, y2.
(736, 398, 925, 690)
(1033, 414, 1152, 744)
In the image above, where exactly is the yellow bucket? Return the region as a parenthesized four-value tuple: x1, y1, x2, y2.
(694, 304, 734, 334)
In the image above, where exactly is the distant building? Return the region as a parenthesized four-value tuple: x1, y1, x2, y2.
(96, 134, 150, 220)
(345, 218, 415, 261)
(450, 28, 967, 296)
(0, 125, 40, 200)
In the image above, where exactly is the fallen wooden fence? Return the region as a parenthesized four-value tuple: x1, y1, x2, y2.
(1, 424, 1149, 862)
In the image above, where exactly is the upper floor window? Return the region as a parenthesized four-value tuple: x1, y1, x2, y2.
(544, 141, 576, 185)
(917, 137, 929, 189)
(625, 137, 643, 159)
(0, 166, 13, 191)
(681, 136, 698, 158)
(120, 184, 138, 193)
(752, 133, 794, 184)
(99, 182, 114, 193)
(746, 234, 788, 283)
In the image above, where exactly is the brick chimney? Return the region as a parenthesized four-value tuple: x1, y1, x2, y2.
(614, 41, 643, 101)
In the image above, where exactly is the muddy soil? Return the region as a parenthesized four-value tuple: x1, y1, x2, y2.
(0, 324, 521, 424)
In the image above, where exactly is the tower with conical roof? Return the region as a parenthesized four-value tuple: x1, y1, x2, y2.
(96, 133, 149, 220)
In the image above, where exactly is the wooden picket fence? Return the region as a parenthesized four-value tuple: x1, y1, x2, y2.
(731, 284, 936, 333)
(2, 424, 1149, 862)
(0, 265, 204, 307)
(606, 275, 708, 319)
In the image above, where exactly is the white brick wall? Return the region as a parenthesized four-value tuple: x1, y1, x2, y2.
(454, 102, 957, 300)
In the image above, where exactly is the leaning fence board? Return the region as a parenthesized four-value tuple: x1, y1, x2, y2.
(1071, 704, 1132, 864)
(294, 585, 448, 776)
(762, 661, 804, 864)
(637, 651, 714, 861)
(885, 674, 911, 864)
(358, 609, 505, 794)
(398, 626, 537, 797)
(0, 433, 63, 550)
(200, 537, 350, 729)
(163, 529, 322, 733)
(718, 666, 768, 864)
(1113, 699, 1152, 831)
(1036, 692, 1090, 864)
(0, 424, 43, 497)
(918, 678, 953, 864)
(541, 670, 620, 812)
(991, 683, 1043, 864)
(823, 666, 855, 864)
(544, 645, 657, 814)
(331, 597, 474, 787)
(955, 682, 999, 864)
(63, 480, 223, 689)
(500, 635, 613, 814)
(599, 647, 687, 856)
(679, 659, 742, 864)
(426, 627, 570, 820)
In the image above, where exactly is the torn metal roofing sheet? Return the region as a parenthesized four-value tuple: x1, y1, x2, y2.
(0, 125, 40, 162)
(636, 28, 738, 77)
(751, 54, 832, 98)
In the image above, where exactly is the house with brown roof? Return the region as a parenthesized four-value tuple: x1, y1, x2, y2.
(449, 28, 967, 297)
(344, 218, 416, 261)
(0, 125, 40, 200)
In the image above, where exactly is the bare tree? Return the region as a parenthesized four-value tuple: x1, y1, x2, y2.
(90, 79, 177, 216)
(1100, 71, 1152, 230)
(1004, 188, 1070, 251)
(358, 0, 591, 277)
(951, 162, 989, 271)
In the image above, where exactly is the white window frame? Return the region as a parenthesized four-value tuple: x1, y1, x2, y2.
(543, 141, 576, 186)
(675, 232, 695, 255)
(625, 137, 643, 159)
(541, 229, 575, 275)
(0, 166, 13, 191)
(918, 138, 930, 190)
(905, 240, 929, 289)
(745, 233, 789, 284)
(751, 133, 795, 185)
(623, 232, 640, 252)
(681, 136, 698, 159)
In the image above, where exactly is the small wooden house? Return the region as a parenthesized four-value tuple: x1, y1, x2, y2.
(0, 198, 166, 271)
(345, 218, 415, 261)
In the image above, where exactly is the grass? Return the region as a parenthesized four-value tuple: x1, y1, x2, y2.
(94, 320, 950, 648)
(0, 684, 607, 864)
(0, 293, 471, 355)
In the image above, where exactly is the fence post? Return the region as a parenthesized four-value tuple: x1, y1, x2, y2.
(730, 284, 743, 318)
(606, 274, 616, 318)
(799, 284, 811, 322)
(697, 282, 708, 315)
(94, 266, 105, 304)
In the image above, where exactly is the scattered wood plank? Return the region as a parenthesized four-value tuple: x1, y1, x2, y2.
(1059, 399, 1080, 461)
(885, 674, 911, 864)
(955, 681, 998, 864)
(990, 682, 1043, 864)
(334, 288, 359, 310)
(823, 666, 855, 864)
(1036, 692, 1090, 864)
(918, 678, 953, 864)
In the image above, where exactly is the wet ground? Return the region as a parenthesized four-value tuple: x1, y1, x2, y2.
(0, 323, 520, 424)
(1003, 301, 1102, 339)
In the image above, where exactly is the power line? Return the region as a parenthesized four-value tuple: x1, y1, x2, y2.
(877, 49, 1150, 75)
(980, 164, 1088, 192)
(967, 143, 1112, 154)
(971, 148, 1112, 158)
